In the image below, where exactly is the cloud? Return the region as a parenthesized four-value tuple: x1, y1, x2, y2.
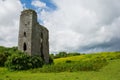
(1, 0, 119, 53)
(31, 0, 46, 8)
(33, 0, 120, 53)
(0, 0, 23, 47)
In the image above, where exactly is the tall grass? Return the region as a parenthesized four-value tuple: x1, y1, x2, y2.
(1, 59, 120, 80)
(31, 51, 120, 73)
(37, 59, 107, 72)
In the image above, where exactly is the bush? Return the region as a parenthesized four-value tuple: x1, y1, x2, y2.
(49, 56, 54, 64)
(5, 53, 44, 70)
(0, 52, 10, 66)
(65, 60, 72, 63)
(53, 52, 80, 59)
(54, 52, 67, 59)
(0, 53, 7, 66)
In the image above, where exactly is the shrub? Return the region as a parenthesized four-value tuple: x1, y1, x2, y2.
(49, 56, 54, 64)
(0, 52, 10, 66)
(67, 52, 80, 56)
(0, 53, 7, 66)
(53, 52, 80, 59)
(5, 53, 44, 71)
(50, 54, 54, 59)
(65, 60, 72, 63)
(54, 52, 67, 59)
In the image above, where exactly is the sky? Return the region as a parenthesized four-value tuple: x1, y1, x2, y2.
(0, 0, 120, 53)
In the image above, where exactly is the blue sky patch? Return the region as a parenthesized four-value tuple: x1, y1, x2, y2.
(20, 0, 57, 11)
(40, 0, 57, 10)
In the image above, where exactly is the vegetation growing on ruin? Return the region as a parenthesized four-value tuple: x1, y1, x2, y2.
(5, 54, 44, 70)
(0, 46, 47, 70)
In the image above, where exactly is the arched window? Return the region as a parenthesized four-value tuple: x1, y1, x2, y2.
(24, 32, 26, 37)
(23, 43, 27, 51)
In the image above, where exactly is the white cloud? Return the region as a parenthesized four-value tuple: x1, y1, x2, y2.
(31, 0, 46, 8)
(0, 0, 23, 47)
(35, 0, 120, 53)
(1, 0, 119, 53)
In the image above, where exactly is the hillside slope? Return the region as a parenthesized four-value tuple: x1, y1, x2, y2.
(54, 52, 120, 63)
(0, 59, 120, 80)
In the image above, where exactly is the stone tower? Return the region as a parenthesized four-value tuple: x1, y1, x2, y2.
(18, 9, 49, 63)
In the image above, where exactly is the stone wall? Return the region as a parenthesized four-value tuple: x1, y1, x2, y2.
(18, 9, 49, 63)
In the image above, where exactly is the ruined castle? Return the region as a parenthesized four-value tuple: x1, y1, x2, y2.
(18, 9, 49, 63)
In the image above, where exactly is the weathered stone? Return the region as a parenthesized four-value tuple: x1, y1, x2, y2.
(18, 9, 49, 63)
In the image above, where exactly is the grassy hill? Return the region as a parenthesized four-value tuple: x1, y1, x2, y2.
(0, 57, 120, 80)
(0, 46, 120, 80)
(54, 51, 120, 63)
(35, 51, 120, 72)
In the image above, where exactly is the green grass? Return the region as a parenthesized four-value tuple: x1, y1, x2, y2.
(0, 46, 120, 80)
(54, 51, 120, 63)
(36, 52, 120, 72)
(0, 59, 120, 80)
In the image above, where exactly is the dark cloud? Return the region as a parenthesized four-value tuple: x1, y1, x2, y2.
(78, 37, 120, 53)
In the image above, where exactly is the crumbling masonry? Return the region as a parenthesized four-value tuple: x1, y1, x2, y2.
(18, 9, 49, 63)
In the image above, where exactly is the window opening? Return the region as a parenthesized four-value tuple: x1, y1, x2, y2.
(40, 33, 44, 60)
(23, 43, 27, 51)
(24, 32, 26, 37)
